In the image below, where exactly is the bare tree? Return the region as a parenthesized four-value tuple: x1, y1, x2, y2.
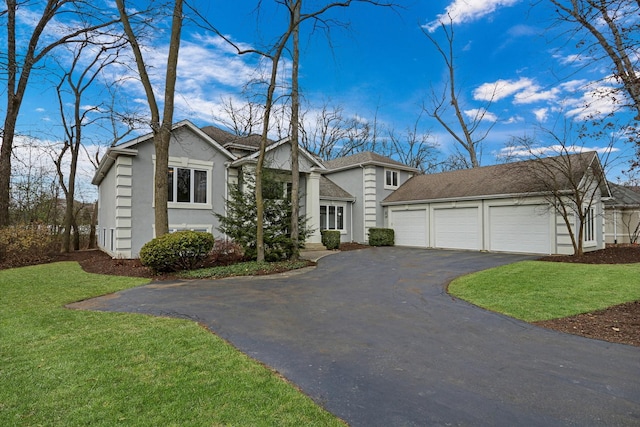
(514, 126, 614, 256)
(422, 17, 498, 168)
(548, 0, 640, 120)
(0, 1, 121, 226)
(384, 114, 439, 173)
(546, 0, 640, 167)
(197, 0, 394, 261)
(116, 0, 184, 237)
(53, 37, 126, 252)
(215, 97, 265, 136)
(289, 0, 302, 260)
(300, 102, 371, 159)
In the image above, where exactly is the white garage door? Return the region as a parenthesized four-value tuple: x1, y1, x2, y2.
(489, 205, 550, 254)
(391, 209, 427, 247)
(434, 207, 480, 250)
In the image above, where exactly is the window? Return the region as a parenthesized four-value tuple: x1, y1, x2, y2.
(583, 206, 596, 243)
(320, 204, 345, 231)
(385, 169, 399, 189)
(167, 167, 207, 204)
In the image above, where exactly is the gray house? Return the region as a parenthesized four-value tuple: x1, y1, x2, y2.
(382, 152, 609, 255)
(92, 120, 416, 258)
(93, 120, 609, 258)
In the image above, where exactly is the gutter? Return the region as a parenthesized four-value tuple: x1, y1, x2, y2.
(91, 147, 138, 186)
(381, 190, 562, 206)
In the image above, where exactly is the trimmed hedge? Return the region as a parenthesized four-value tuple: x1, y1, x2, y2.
(321, 230, 341, 250)
(368, 228, 394, 246)
(139, 231, 215, 272)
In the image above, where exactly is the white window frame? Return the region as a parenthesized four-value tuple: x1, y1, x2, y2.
(153, 156, 213, 210)
(582, 205, 596, 246)
(320, 203, 346, 233)
(384, 169, 399, 189)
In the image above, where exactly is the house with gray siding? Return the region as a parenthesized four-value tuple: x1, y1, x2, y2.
(92, 120, 415, 258)
(93, 120, 609, 258)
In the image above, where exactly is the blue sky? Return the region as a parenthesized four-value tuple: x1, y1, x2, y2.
(8, 0, 638, 195)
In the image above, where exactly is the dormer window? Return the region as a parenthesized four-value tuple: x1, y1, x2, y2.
(385, 169, 399, 189)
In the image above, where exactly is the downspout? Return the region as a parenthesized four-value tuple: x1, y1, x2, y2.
(361, 163, 366, 243)
(613, 208, 617, 244)
(350, 201, 354, 243)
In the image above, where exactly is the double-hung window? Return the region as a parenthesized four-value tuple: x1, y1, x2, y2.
(385, 169, 399, 189)
(320, 204, 344, 231)
(168, 167, 208, 204)
(583, 206, 596, 244)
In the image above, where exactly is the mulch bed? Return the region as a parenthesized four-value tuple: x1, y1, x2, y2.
(4, 244, 638, 347)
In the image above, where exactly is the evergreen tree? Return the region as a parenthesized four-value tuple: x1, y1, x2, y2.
(216, 169, 311, 261)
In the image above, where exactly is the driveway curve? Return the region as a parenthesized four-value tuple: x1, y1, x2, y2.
(81, 247, 640, 426)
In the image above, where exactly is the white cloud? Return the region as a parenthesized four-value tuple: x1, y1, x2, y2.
(533, 108, 548, 122)
(500, 144, 619, 158)
(424, 0, 521, 32)
(513, 85, 559, 104)
(473, 77, 533, 102)
(464, 108, 497, 122)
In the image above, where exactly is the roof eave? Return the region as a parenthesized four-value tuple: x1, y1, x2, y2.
(381, 191, 556, 206)
(325, 161, 418, 174)
(91, 147, 138, 185)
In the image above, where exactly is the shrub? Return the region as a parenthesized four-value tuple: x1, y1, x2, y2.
(368, 228, 394, 246)
(0, 222, 58, 267)
(321, 230, 341, 250)
(139, 231, 215, 272)
(210, 239, 245, 265)
(216, 170, 312, 261)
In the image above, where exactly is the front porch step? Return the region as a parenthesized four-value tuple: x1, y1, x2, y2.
(302, 242, 327, 251)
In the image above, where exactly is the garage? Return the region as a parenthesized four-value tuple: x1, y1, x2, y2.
(489, 205, 551, 254)
(390, 209, 427, 247)
(433, 207, 480, 250)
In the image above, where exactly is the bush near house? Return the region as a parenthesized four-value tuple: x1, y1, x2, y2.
(369, 228, 394, 246)
(0, 222, 58, 267)
(139, 231, 215, 272)
(321, 230, 341, 250)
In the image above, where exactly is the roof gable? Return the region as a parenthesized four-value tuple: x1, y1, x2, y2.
(383, 152, 603, 204)
(231, 137, 326, 171)
(92, 120, 236, 186)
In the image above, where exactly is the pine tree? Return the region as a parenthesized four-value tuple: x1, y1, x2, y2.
(216, 170, 311, 261)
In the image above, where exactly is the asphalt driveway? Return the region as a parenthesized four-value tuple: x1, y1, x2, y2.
(80, 247, 640, 426)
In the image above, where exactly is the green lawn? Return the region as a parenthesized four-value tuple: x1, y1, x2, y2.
(448, 261, 640, 322)
(0, 262, 343, 426)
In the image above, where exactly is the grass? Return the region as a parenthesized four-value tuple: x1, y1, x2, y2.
(179, 259, 311, 279)
(0, 262, 343, 426)
(448, 261, 640, 322)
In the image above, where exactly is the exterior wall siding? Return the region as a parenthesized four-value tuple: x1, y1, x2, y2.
(324, 168, 365, 242)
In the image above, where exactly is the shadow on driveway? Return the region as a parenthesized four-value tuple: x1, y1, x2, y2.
(76, 247, 640, 426)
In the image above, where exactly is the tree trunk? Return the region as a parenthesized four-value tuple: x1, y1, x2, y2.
(289, 0, 301, 261)
(88, 200, 98, 249)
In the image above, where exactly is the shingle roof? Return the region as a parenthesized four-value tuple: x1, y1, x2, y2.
(383, 151, 602, 203)
(323, 151, 415, 171)
(320, 176, 354, 200)
(606, 183, 640, 207)
(200, 126, 273, 150)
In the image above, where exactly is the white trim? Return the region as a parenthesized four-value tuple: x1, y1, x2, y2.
(320, 202, 347, 234)
(153, 155, 214, 210)
(384, 168, 400, 190)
